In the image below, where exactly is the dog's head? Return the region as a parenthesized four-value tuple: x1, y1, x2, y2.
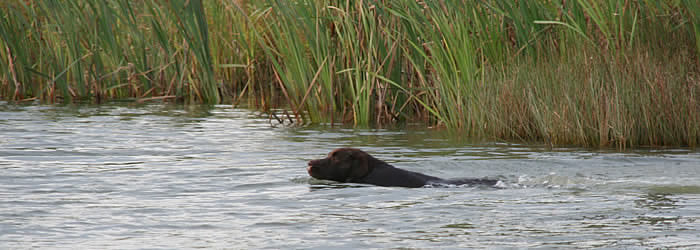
(307, 148, 371, 182)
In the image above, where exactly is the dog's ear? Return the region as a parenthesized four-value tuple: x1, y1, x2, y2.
(348, 150, 370, 179)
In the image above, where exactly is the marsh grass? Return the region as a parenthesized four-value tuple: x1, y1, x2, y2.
(0, 1, 222, 103)
(1, 0, 698, 147)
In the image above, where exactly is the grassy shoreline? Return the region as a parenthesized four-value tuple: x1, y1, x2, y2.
(1, 0, 698, 147)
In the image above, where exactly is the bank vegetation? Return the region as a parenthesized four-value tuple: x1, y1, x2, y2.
(1, 0, 698, 147)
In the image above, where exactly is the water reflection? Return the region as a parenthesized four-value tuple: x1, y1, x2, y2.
(308, 183, 371, 191)
(631, 215, 682, 226)
(635, 193, 678, 210)
(1, 103, 699, 249)
(648, 185, 700, 195)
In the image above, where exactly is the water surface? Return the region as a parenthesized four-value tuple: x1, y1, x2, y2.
(1, 103, 699, 249)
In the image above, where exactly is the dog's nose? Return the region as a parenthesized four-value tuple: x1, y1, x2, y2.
(307, 161, 315, 173)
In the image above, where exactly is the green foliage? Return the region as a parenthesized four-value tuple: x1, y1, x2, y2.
(0, 0, 221, 103)
(0, 0, 698, 147)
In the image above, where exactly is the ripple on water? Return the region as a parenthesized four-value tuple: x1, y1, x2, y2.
(0, 103, 698, 249)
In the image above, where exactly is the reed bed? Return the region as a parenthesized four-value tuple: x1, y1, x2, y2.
(1, 0, 698, 147)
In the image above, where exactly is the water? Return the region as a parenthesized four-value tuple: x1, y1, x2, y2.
(1, 103, 699, 249)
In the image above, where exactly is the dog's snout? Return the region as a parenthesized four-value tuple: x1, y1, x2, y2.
(307, 160, 318, 173)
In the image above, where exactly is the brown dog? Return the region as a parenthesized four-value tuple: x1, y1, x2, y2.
(307, 148, 498, 188)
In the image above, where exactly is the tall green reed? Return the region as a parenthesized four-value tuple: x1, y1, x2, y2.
(259, 0, 408, 126)
(1, 0, 697, 147)
(0, 2, 33, 100)
(164, 0, 219, 103)
(0, 0, 221, 103)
